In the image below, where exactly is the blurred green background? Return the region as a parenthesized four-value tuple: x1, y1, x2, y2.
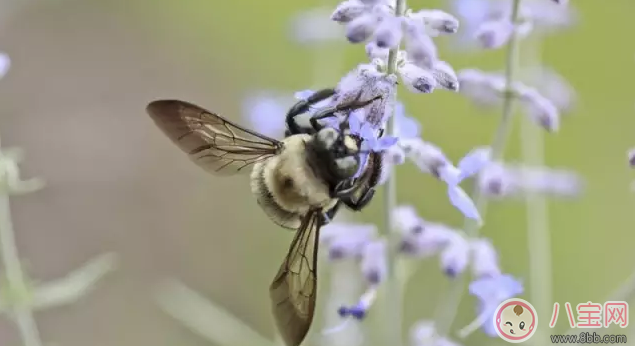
(0, 0, 634, 345)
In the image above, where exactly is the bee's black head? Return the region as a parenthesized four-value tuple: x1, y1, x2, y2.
(313, 127, 362, 180)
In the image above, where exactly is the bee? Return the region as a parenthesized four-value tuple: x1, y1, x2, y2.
(283, 88, 386, 220)
(145, 94, 384, 346)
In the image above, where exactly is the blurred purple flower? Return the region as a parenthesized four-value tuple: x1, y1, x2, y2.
(0, 53, 10, 79)
(469, 274, 524, 337)
(394, 102, 421, 138)
(349, 111, 398, 151)
(449, 0, 576, 51)
(289, 7, 343, 45)
(438, 147, 491, 221)
(242, 92, 292, 139)
(349, 111, 397, 178)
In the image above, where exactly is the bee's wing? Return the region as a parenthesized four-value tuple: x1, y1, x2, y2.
(146, 100, 282, 175)
(270, 210, 322, 346)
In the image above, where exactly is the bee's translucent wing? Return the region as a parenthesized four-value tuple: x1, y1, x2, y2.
(146, 100, 282, 175)
(270, 210, 322, 346)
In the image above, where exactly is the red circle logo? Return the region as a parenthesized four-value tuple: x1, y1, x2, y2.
(493, 298, 538, 343)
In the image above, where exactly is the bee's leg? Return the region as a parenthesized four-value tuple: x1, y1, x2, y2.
(341, 188, 376, 211)
(309, 110, 338, 132)
(313, 94, 383, 120)
(286, 88, 336, 135)
(330, 179, 359, 198)
(321, 201, 342, 225)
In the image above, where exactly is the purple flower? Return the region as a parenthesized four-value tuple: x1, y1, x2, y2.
(351, 114, 398, 152)
(437, 147, 491, 221)
(348, 111, 398, 177)
(449, 0, 576, 51)
(469, 274, 524, 337)
(394, 102, 421, 138)
(242, 92, 291, 139)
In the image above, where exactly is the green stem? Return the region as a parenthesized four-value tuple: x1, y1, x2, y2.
(519, 37, 550, 346)
(0, 136, 43, 346)
(433, 0, 523, 336)
(381, 0, 406, 345)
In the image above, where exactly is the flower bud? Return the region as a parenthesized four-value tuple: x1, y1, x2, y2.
(403, 19, 437, 69)
(521, 90, 560, 132)
(431, 60, 459, 91)
(628, 148, 635, 168)
(398, 62, 437, 94)
(373, 14, 403, 49)
(440, 234, 470, 277)
(410, 9, 459, 35)
(331, 0, 368, 23)
(322, 223, 377, 259)
(391, 204, 423, 233)
(470, 238, 501, 278)
(386, 144, 406, 165)
(365, 41, 389, 61)
(474, 20, 514, 49)
(345, 12, 381, 43)
(400, 222, 456, 257)
(361, 240, 388, 284)
(401, 138, 449, 176)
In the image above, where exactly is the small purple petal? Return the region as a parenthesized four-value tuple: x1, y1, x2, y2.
(457, 147, 491, 181)
(394, 102, 421, 138)
(478, 302, 500, 337)
(349, 112, 363, 133)
(447, 186, 481, 220)
(469, 274, 524, 302)
(359, 124, 376, 142)
(348, 305, 367, 320)
(337, 306, 349, 317)
(376, 136, 399, 150)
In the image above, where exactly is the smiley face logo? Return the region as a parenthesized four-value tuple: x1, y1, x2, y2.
(494, 298, 538, 343)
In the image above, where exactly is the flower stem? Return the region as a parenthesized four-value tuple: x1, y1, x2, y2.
(0, 136, 43, 346)
(433, 0, 523, 336)
(519, 36, 550, 346)
(381, 0, 406, 344)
